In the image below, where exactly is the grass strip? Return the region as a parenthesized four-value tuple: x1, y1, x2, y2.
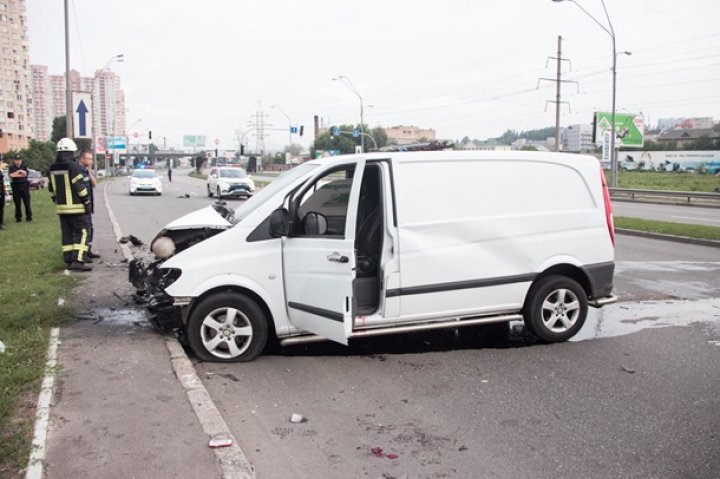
(617, 170, 720, 192)
(0, 191, 79, 476)
(615, 216, 720, 241)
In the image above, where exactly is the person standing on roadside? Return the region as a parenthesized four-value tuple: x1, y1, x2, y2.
(9, 154, 32, 222)
(78, 149, 101, 260)
(0, 166, 5, 229)
(48, 138, 93, 271)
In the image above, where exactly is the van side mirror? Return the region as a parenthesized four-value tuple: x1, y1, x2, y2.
(303, 212, 328, 235)
(269, 208, 290, 237)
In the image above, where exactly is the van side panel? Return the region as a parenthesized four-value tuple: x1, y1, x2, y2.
(393, 158, 612, 319)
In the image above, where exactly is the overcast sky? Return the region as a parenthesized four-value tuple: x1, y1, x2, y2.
(26, 0, 720, 151)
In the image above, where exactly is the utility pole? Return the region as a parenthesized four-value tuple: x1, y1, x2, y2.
(246, 102, 270, 155)
(538, 35, 576, 152)
(64, 0, 72, 138)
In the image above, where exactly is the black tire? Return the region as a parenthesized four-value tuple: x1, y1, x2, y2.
(523, 275, 588, 342)
(187, 292, 268, 362)
(207, 185, 213, 197)
(216, 186, 222, 199)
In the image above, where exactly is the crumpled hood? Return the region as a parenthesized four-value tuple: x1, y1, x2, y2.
(164, 205, 232, 230)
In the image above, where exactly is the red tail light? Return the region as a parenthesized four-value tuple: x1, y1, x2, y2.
(600, 166, 615, 245)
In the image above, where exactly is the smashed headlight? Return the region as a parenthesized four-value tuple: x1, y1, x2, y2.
(151, 236, 176, 259)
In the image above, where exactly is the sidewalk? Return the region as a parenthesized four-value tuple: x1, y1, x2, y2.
(43, 180, 223, 479)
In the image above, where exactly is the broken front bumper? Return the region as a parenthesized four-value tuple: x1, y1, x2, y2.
(129, 258, 183, 331)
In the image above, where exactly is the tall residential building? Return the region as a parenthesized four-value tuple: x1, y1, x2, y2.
(0, 0, 33, 153)
(30, 64, 51, 140)
(31, 67, 124, 141)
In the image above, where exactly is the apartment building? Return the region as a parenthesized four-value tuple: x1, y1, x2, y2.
(0, 0, 32, 153)
(385, 125, 436, 146)
(31, 67, 125, 141)
(562, 124, 594, 152)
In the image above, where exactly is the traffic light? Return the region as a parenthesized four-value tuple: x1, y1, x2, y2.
(148, 130, 152, 140)
(299, 125, 304, 136)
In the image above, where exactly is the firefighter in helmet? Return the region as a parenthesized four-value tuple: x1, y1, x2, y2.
(48, 138, 93, 271)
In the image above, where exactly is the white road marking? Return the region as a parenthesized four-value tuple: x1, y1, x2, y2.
(25, 328, 60, 479)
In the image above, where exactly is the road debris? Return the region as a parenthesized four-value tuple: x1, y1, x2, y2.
(620, 363, 636, 374)
(57, 298, 65, 307)
(371, 447, 399, 459)
(0, 340, 5, 353)
(221, 373, 240, 382)
(177, 193, 190, 198)
(119, 234, 144, 246)
(290, 413, 306, 423)
(208, 436, 233, 448)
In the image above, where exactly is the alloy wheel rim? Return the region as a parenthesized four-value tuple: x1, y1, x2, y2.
(541, 288, 580, 333)
(200, 307, 253, 359)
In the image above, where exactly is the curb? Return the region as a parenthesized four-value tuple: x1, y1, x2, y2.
(616, 228, 720, 248)
(102, 180, 255, 478)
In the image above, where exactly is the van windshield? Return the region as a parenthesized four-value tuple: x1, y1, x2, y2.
(233, 163, 318, 224)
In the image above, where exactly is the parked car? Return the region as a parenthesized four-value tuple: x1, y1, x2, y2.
(27, 169, 46, 189)
(130, 151, 616, 363)
(129, 169, 162, 196)
(207, 166, 255, 199)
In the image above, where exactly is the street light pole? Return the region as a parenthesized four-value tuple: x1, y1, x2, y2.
(271, 104, 293, 147)
(333, 76, 365, 153)
(91, 54, 124, 172)
(64, 0, 72, 138)
(553, 0, 620, 187)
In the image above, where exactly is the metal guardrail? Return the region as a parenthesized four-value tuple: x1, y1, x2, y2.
(610, 188, 720, 207)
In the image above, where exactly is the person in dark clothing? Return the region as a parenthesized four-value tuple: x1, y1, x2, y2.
(0, 167, 6, 229)
(48, 138, 93, 271)
(9, 154, 32, 222)
(78, 149, 101, 259)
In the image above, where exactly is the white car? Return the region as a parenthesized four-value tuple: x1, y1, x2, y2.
(207, 167, 255, 199)
(129, 169, 162, 196)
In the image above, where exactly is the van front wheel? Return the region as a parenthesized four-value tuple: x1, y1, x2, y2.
(523, 275, 588, 342)
(187, 292, 268, 362)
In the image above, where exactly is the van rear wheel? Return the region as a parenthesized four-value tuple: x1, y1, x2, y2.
(523, 275, 588, 342)
(187, 292, 268, 362)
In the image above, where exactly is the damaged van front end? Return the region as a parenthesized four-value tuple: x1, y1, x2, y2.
(129, 202, 235, 330)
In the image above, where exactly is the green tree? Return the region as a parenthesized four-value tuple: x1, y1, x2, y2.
(6, 140, 56, 173)
(51, 116, 66, 143)
(283, 143, 305, 156)
(520, 145, 538, 151)
(688, 135, 717, 150)
(370, 127, 388, 149)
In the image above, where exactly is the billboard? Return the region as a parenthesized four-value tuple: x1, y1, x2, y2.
(594, 112, 644, 148)
(183, 135, 207, 148)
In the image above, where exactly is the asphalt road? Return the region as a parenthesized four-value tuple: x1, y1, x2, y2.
(102, 170, 720, 479)
(612, 200, 720, 227)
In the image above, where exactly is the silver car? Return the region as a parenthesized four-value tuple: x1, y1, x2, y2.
(206, 167, 255, 199)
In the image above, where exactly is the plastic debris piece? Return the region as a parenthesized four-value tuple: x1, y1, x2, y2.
(0, 340, 6, 354)
(209, 437, 233, 448)
(290, 413, 305, 423)
(386, 453, 399, 460)
(459, 445, 468, 452)
(57, 298, 65, 307)
(371, 447, 385, 458)
(620, 364, 636, 374)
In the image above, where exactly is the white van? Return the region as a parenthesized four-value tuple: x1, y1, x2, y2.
(130, 151, 616, 362)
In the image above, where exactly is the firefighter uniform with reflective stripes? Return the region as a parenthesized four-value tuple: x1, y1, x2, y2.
(48, 153, 92, 266)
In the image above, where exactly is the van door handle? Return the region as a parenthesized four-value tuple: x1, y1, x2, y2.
(327, 252, 349, 263)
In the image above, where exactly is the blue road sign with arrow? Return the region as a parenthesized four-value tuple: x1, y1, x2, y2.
(72, 91, 92, 139)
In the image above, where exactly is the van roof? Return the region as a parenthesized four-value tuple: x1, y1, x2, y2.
(305, 150, 599, 167)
